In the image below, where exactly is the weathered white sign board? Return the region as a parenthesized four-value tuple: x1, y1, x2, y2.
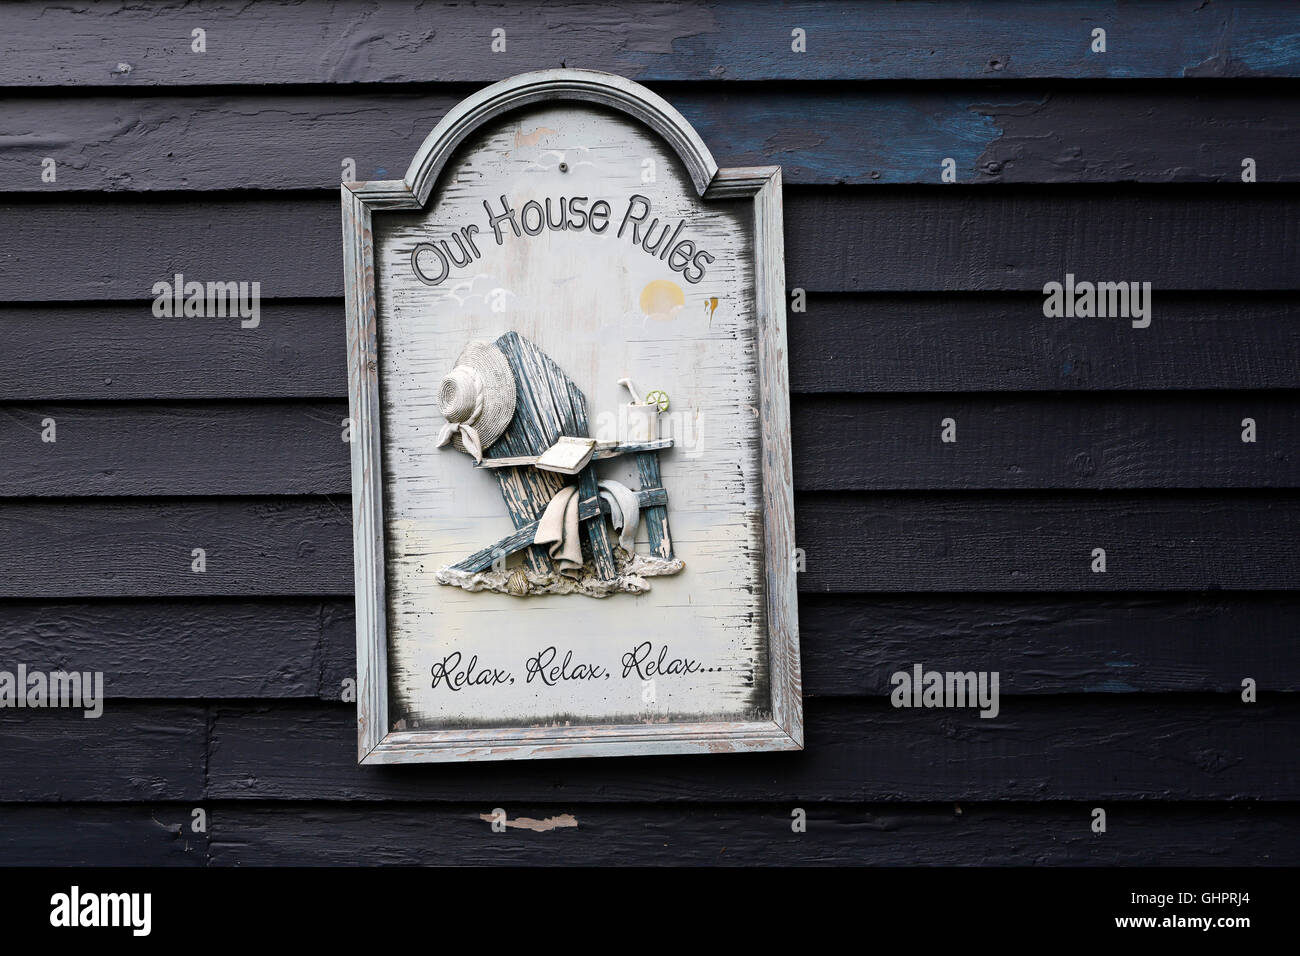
(342, 70, 801, 763)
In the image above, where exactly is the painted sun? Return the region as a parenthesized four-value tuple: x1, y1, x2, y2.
(639, 279, 685, 322)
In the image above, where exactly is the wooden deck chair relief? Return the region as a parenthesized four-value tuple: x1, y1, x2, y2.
(435, 331, 680, 594)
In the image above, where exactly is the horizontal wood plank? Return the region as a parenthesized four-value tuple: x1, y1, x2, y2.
(0, 301, 347, 400)
(10, 88, 1300, 191)
(6, 293, 1299, 399)
(4, 0, 1297, 85)
(0, 801, 1291, 865)
(789, 188, 1300, 292)
(7, 189, 1297, 301)
(0, 499, 354, 597)
(1, 196, 339, 302)
(0, 402, 349, 496)
(1, 394, 1295, 497)
(0, 806, 208, 865)
(205, 802, 1300, 866)
(204, 697, 1300, 802)
(796, 491, 1300, 591)
(793, 393, 1300, 490)
(0, 704, 206, 802)
(3, 696, 1292, 802)
(5, 591, 1297, 700)
(0, 598, 340, 699)
(0, 689, 1286, 804)
(3, 492, 1298, 596)
(790, 293, 1300, 392)
(799, 593, 1300, 695)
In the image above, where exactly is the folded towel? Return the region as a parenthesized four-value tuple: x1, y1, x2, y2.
(598, 479, 640, 552)
(533, 484, 583, 572)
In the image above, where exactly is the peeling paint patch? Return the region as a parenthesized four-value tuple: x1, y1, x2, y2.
(515, 126, 556, 147)
(479, 812, 578, 832)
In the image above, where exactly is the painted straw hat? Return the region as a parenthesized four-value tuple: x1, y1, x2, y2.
(435, 339, 517, 462)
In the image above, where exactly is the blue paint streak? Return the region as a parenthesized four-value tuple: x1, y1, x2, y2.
(1086, 680, 1139, 693)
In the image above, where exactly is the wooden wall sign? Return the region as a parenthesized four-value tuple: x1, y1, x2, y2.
(341, 69, 801, 763)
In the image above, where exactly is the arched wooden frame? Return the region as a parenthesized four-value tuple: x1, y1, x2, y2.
(342, 69, 801, 763)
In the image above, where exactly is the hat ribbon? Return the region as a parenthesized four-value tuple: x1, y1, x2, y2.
(437, 421, 485, 463)
(437, 366, 487, 462)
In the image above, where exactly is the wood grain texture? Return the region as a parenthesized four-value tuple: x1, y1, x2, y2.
(204, 802, 1300, 866)
(340, 183, 388, 761)
(205, 697, 1300, 802)
(487, 330, 601, 576)
(4, 492, 1298, 596)
(3, 801, 1293, 866)
(0, 300, 347, 401)
(0, 598, 341, 699)
(1, 196, 341, 301)
(635, 450, 673, 558)
(0, 806, 209, 866)
(4, 591, 1295, 701)
(1, 695, 1292, 802)
(0, 499, 354, 597)
(789, 293, 1300, 392)
(793, 393, 1300, 490)
(0, 402, 349, 496)
(799, 593, 1300, 696)
(0, 705, 206, 802)
(0, 806, 206, 868)
(5, 293, 1300, 400)
(720, 165, 802, 747)
(12, 88, 1300, 191)
(796, 491, 1300, 592)
(787, 187, 1300, 292)
(8, 188, 1299, 300)
(4, 0, 1297, 85)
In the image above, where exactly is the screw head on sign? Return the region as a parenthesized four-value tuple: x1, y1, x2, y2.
(645, 390, 670, 413)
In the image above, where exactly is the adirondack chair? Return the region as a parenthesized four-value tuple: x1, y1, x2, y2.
(447, 331, 674, 581)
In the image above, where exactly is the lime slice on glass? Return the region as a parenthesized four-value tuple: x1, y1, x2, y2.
(644, 390, 670, 413)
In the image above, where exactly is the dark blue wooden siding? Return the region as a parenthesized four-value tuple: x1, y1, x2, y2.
(0, 0, 1297, 865)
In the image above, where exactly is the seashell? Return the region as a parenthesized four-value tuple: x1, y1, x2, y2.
(505, 569, 530, 597)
